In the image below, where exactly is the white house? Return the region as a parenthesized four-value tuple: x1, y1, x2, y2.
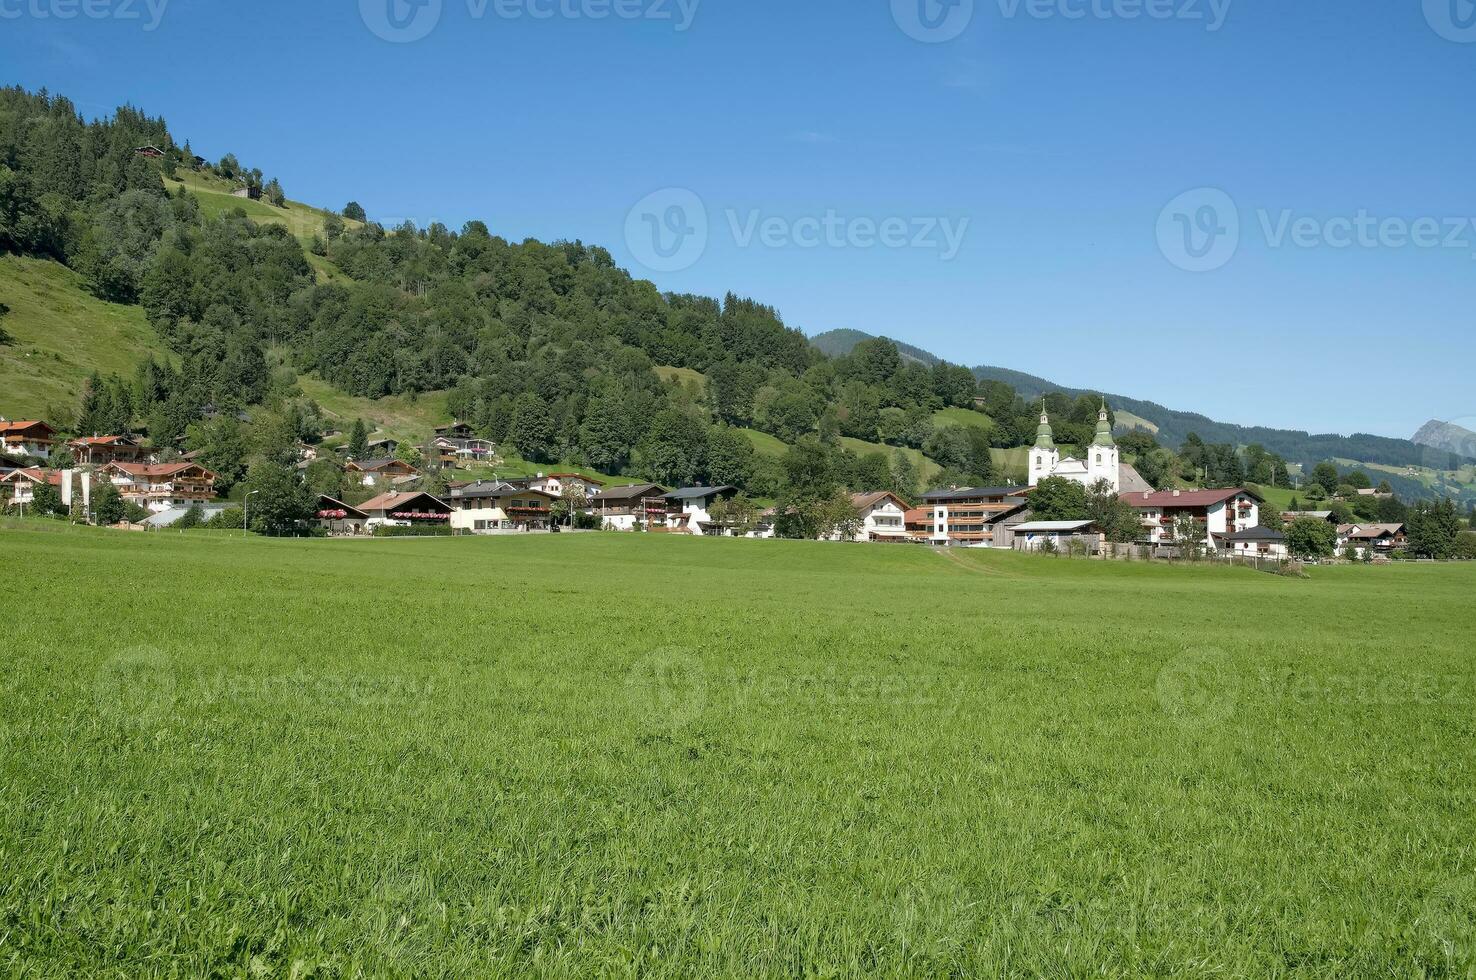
(0, 420, 57, 459)
(358, 491, 453, 530)
(663, 486, 739, 535)
(1223, 526, 1289, 559)
(845, 492, 910, 542)
(590, 484, 670, 531)
(1121, 488, 1263, 550)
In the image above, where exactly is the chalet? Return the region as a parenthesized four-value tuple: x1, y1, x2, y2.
(527, 472, 605, 499)
(315, 496, 370, 536)
(435, 422, 476, 441)
(357, 491, 452, 529)
(664, 486, 739, 535)
(919, 486, 1031, 547)
(0, 420, 57, 459)
(424, 434, 496, 470)
(591, 483, 670, 531)
(134, 145, 165, 158)
(1223, 526, 1289, 559)
(1122, 488, 1263, 551)
(346, 457, 419, 487)
(1283, 510, 1336, 525)
(1011, 519, 1102, 554)
(2, 468, 62, 508)
(446, 482, 556, 532)
(846, 492, 911, 543)
(67, 435, 155, 467)
(104, 462, 218, 513)
(365, 438, 400, 458)
(1339, 523, 1407, 558)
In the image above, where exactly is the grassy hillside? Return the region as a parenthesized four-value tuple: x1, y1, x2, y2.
(163, 170, 357, 244)
(933, 405, 994, 432)
(0, 255, 170, 422)
(3, 526, 1473, 975)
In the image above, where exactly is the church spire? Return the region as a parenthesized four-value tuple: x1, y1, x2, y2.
(1091, 399, 1116, 448)
(1034, 400, 1056, 450)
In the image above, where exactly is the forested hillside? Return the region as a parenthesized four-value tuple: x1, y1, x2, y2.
(813, 329, 1473, 472)
(2, 86, 1465, 516)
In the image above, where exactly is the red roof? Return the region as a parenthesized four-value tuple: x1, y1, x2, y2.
(1, 467, 62, 486)
(0, 420, 55, 437)
(1120, 488, 1263, 508)
(69, 435, 136, 447)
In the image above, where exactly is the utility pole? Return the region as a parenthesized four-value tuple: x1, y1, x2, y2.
(244, 490, 260, 533)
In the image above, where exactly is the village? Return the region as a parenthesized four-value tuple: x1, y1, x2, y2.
(1, 408, 1420, 564)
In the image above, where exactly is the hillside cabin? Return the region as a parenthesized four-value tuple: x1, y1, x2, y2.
(134, 145, 165, 158)
(527, 472, 605, 500)
(0, 420, 57, 459)
(1338, 523, 1407, 559)
(346, 458, 419, 487)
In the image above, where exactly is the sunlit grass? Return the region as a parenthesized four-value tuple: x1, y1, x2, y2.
(1, 527, 1473, 976)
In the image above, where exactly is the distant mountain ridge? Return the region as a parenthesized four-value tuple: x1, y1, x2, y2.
(808, 329, 1472, 470)
(1413, 419, 1476, 459)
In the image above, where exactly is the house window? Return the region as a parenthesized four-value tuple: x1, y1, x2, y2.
(1096, 454, 1102, 464)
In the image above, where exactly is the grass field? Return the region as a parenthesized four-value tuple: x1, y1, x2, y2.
(2, 525, 1473, 976)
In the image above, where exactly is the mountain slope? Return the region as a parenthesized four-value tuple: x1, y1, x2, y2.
(1413, 419, 1476, 459)
(809, 329, 938, 367)
(0, 255, 171, 421)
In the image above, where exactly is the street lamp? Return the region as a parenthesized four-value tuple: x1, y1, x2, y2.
(244, 490, 261, 533)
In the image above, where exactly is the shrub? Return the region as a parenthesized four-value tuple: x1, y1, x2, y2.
(373, 524, 454, 538)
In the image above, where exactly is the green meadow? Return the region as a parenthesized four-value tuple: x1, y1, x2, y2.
(1, 526, 1473, 977)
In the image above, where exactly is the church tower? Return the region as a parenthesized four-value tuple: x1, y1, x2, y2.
(1087, 400, 1120, 491)
(1028, 403, 1059, 487)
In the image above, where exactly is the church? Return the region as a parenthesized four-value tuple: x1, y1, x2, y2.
(1028, 402, 1150, 494)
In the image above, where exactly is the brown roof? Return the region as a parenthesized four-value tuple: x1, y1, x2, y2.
(108, 461, 217, 480)
(593, 483, 667, 502)
(358, 491, 450, 513)
(1, 467, 62, 486)
(68, 435, 137, 447)
(1120, 488, 1263, 508)
(851, 491, 906, 512)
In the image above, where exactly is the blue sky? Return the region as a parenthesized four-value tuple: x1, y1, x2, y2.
(3, 0, 1472, 439)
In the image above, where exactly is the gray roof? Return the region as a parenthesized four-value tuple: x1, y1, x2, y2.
(594, 483, 667, 502)
(664, 486, 737, 502)
(1013, 520, 1097, 532)
(921, 485, 1029, 502)
(1224, 526, 1286, 542)
(1118, 462, 1153, 495)
(144, 503, 229, 527)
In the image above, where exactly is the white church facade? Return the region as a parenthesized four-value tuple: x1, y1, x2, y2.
(1029, 402, 1148, 494)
